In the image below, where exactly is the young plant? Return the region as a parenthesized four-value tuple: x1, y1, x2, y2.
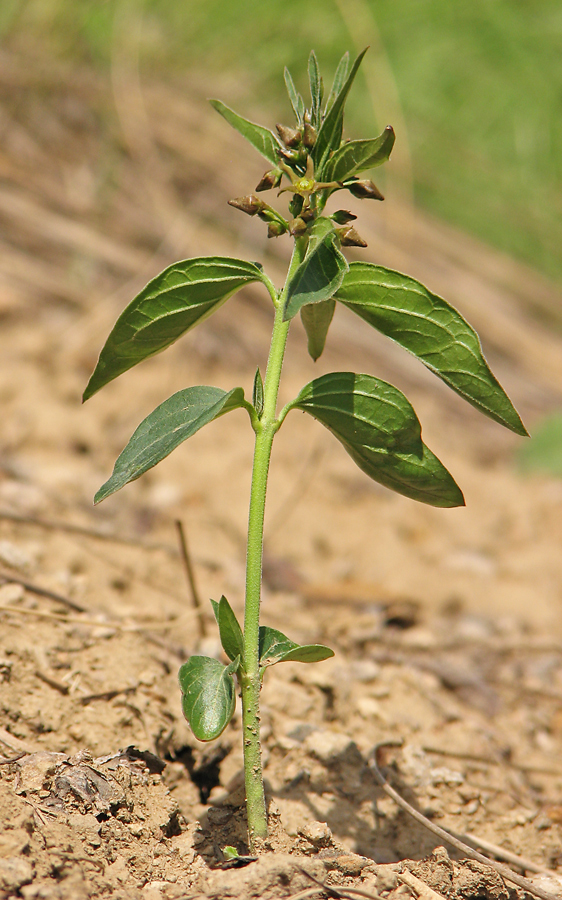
(83, 50, 527, 850)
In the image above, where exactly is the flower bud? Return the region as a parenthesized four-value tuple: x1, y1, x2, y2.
(338, 226, 367, 247)
(255, 169, 282, 192)
(331, 209, 357, 225)
(347, 180, 384, 201)
(267, 220, 287, 238)
(302, 122, 317, 148)
(289, 217, 308, 237)
(276, 124, 301, 147)
(228, 194, 265, 216)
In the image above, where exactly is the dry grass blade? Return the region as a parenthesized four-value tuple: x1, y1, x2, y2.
(369, 745, 561, 900)
(0, 509, 178, 555)
(0, 571, 87, 612)
(298, 868, 387, 900)
(175, 519, 206, 639)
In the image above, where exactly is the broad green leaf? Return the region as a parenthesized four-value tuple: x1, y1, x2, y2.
(324, 52, 349, 117)
(94, 386, 248, 503)
(336, 263, 527, 436)
(300, 298, 336, 361)
(308, 51, 323, 128)
(210, 596, 244, 664)
(283, 218, 348, 321)
(312, 48, 368, 177)
(323, 127, 395, 184)
(259, 626, 334, 668)
(291, 372, 465, 507)
(210, 99, 281, 165)
(83, 258, 264, 400)
(179, 655, 238, 741)
(284, 67, 305, 123)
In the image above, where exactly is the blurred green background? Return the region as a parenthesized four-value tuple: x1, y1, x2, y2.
(3, 0, 561, 285)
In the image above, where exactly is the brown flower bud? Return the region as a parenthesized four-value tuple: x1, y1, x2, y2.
(331, 209, 357, 225)
(338, 226, 367, 247)
(267, 221, 287, 238)
(347, 180, 384, 201)
(289, 217, 308, 237)
(276, 124, 301, 147)
(228, 194, 264, 215)
(302, 122, 317, 148)
(255, 169, 282, 192)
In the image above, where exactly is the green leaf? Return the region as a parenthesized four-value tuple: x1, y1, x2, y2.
(83, 257, 264, 400)
(290, 372, 465, 508)
(300, 298, 336, 361)
(324, 52, 349, 117)
(284, 67, 305, 123)
(308, 51, 323, 128)
(323, 127, 395, 184)
(253, 367, 264, 418)
(210, 99, 281, 165)
(211, 596, 244, 664)
(179, 655, 238, 741)
(259, 626, 334, 668)
(283, 218, 348, 321)
(312, 48, 368, 177)
(94, 386, 248, 503)
(336, 263, 527, 436)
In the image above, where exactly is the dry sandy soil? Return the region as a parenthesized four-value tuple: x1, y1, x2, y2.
(2, 47, 562, 899)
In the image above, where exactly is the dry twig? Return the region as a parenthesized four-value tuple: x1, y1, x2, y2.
(369, 744, 560, 900)
(175, 518, 206, 639)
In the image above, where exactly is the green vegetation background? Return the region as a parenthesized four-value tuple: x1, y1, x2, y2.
(4, 0, 561, 286)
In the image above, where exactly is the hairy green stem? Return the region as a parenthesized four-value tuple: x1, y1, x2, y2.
(241, 238, 306, 849)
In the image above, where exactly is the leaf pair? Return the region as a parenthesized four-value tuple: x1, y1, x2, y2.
(179, 596, 333, 742)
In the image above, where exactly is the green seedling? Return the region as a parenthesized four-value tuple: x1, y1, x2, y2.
(83, 50, 527, 851)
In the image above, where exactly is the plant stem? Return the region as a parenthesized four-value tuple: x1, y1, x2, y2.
(241, 238, 306, 850)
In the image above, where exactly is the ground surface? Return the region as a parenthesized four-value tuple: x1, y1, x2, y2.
(2, 50, 562, 899)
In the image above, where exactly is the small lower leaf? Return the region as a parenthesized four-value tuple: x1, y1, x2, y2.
(212, 596, 244, 664)
(179, 655, 238, 742)
(259, 626, 334, 668)
(95, 385, 248, 503)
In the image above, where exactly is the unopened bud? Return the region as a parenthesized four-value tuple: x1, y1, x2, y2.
(338, 226, 367, 247)
(267, 221, 287, 238)
(299, 208, 315, 222)
(347, 180, 384, 201)
(331, 209, 357, 225)
(228, 194, 264, 215)
(289, 217, 308, 237)
(255, 169, 282, 192)
(276, 124, 301, 148)
(302, 122, 317, 148)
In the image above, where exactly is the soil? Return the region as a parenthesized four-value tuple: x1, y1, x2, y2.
(2, 46, 562, 900)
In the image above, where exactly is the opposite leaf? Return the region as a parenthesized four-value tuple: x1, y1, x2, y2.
(95, 386, 248, 503)
(283, 218, 348, 320)
(284, 67, 305, 123)
(300, 298, 336, 361)
(259, 626, 334, 668)
(210, 596, 244, 664)
(84, 258, 264, 400)
(179, 655, 238, 742)
(324, 52, 349, 118)
(323, 126, 395, 184)
(336, 263, 527, 436)
(210, 99, 281, 165)
(291, 372, 465, 508)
